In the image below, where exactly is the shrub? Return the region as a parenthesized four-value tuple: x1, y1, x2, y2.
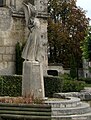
(70, 55, 77, 79)
(0, 76, 22, 96)
(15, 42, 24, 75)
(60, 73, 73, 81)
(0, 75, 85, 97)
(0, 75, 63, 98)
(44, 76, 63, 97)
(59, 74, 85, 92)
(62, 80, 85, 92)
(78, 77, 91, 84)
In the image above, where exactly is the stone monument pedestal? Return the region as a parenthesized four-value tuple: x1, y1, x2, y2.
(22, 61, 45, 99)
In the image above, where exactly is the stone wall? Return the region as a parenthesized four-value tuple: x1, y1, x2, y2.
(0, 0, 48, 75)
(0, 6, 26, 75)
(48, 65, 64, 75)
(6, 0, 24, 11)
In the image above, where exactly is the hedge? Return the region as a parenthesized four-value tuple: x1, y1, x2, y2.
(78, 77, 91, 84)
(0, 75, 63, 97)
(0, 75, 22, 96)
(44, 76, 63, 97)
(59, 73, 85, 92)
(62, 80, 85, 92)
(0, 75, 85, 97)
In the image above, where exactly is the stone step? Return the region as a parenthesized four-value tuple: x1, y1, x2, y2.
(52, 112, 91, 120)
(45, 97, 81, 108)
(45, 97, 91, 119)
(52, 102, 91, 116)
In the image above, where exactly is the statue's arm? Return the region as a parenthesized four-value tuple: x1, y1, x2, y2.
(23, 2, 31, 27)
(28, 2, 36, 12)
(23, 2, 36, 30)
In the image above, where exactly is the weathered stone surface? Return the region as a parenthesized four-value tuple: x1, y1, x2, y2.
(0, 47, 6, 54)
(22, 61, 45, 99)
(0, 36, 4, 46)
(0, 8, 12, 31)
(34, 0, 48, 13)
(45, 97, 91, 120)
(6, 0, 24, 11)
(5, 47, 15, 54)
(0, 0, 48, 75)
(0, 5, 26, 75)
(0, 55, 3, 62)
(3, 55, 13, 61)
(15, 0, 24, 11)
(54, 88, 91, 101)
(0, 62, 15, 75)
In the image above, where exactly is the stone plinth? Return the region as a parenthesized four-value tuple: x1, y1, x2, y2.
(22, 61, 45, 99)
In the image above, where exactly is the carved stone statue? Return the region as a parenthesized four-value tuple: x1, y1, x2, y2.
(22, 2, 43, 62)
(22, 1, 48, 98)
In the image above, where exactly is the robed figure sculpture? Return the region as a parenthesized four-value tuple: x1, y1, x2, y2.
(22, 2, 43, 62)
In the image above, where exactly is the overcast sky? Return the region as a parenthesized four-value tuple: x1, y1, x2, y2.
(76, 0, 91, 18)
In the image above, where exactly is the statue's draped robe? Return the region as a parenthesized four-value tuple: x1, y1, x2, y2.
(22, 3, 43, 62)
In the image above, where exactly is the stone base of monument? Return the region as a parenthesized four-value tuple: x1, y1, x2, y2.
(22, 61, 45, 99)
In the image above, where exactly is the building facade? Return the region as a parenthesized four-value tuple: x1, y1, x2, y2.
(0, 0, 48, 75)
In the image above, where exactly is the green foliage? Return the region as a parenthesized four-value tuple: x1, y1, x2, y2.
(48, 0, 89, 68)
(0, 75, 63, 98)
(89, 66, 91, 72)
(78, 77, 91, 84)
(0, 75, 85, 97)
(59, 73, 73, 81)
(80, 36, 89, 59)
(0, 76, 22, 96)
(62, 80, 85, 92)
(60, 73, 85, 92)
(44, 76, 63, 97)
(81, 26, 91, 60)
(70, 55, 77, 79)
(15, 42, 24, 75)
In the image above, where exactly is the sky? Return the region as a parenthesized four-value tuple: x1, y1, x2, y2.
(76, 0, 91, 19)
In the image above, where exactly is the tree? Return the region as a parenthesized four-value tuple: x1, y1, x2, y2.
(48, 0, 89, 79)
(15, 42, 24, 75)
(81, 26, 91, 61)
(70, 55, 77, 79)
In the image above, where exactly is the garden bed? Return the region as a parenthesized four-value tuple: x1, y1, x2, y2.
(0, 97, 51, 120)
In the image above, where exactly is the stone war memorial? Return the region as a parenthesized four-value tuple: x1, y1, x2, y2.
(0, 0, 48, 75)
(22, 0, 48, 99)
(0, 0, 48, 98)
